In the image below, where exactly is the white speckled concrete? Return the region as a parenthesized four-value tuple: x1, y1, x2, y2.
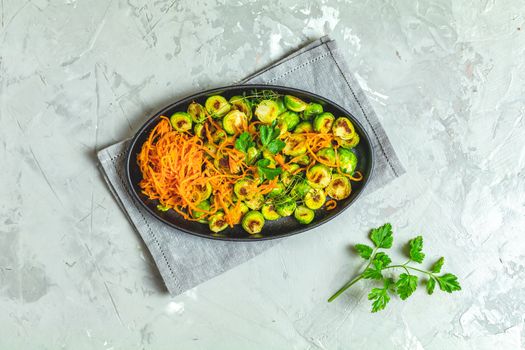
(1, 1, 524, 349)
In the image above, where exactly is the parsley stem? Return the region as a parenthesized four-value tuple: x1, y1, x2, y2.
(384, 265, 434, 277)
(327, 275, 364, 302)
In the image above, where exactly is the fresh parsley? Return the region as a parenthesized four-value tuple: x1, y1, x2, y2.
(256, 158, 282, 180)
(259, 123, 285, 155)
(328, 223, 461, 312)
(234, 132, 255, 153)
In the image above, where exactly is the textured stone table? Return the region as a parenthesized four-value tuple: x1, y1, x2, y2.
(1, 1, 524, 349)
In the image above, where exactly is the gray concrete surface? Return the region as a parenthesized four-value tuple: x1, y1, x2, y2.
(1, 0, 524, 348)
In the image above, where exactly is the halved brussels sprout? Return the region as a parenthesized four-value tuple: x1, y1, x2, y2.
(338, 133, 360, 148)
(284, 95, 308, 112)
(255, 99, 280, 123)
(303, 103, 324, 120)
(304, 189, 326, 209)
(246, 146, 260, 164)
(213, 154, 230, 171)
(245, 194, 264, 210)
(316, 147, 336, 165)
(212, 129, 227, 144)
(294, 205, 314, 224)
(337, 148, 358, 175)
(295, 154, 310, 166)
(283, 134, 307, 157)
(275, 97, 287, 114)
(294, 121, 313, 133)
(280, 164, 300, 186)
(194, 123, 206, 138)
(239, 202, 250, 216)
(275, 196, 297, 217)
(222, 110, 247, 135)
(313, 112, 335, 133)
(187, 102, 207, 123)
(229, 95, 252, 119)
(234, 179, 254, 200)
(205, 95, 231, 118)
(192, 200, 210, 223)
(278, 111, 300, 132)
(261, 203, 280, 221)
(332, 117, 355, 140)
(242, 211, 265, 234)
(306, 163, 332, 189)
(325, 174, 351, 200)
(170, 112, 192, 132)
(209, 211, 228, 232)
(267, 182, 285, 197)
(291, 180, 311, 199)
(194, 182, 212, 201)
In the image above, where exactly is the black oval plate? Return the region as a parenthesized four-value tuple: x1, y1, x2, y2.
(126, 84, 374, 241)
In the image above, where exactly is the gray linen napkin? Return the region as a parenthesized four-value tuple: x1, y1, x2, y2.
(97, 36, 405, 296)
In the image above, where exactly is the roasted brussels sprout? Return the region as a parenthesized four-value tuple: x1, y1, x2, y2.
(294, 205, 315, 224)
(304, 189, 326, 209)
(170, 112, 192, 132)
(234, 179, 254, 200)
(209, 211, 228, 232)
(239, 202, 250, 216)
(338, 133, 360, 148)
(284, 95, 308, 112)
(337, 148, 358, 175)
(267, 182, 285, 197)
(205, 95, 231, 118)
(255, 99, 280, 123)
(275, 196, 297, 217)
(245, 194, 264, 210)
(280, 164, 300, 186)
(275, 97, 287, 114)
(242, 211, 265, 234)
(316, 147, 336, 165)
(313, 112, 335, 133)
(195, 182, 212, 201)
(246, 146, 260, 164)
(192, 200, 211, 223)
(283, 134, 307, 157)
(187, 102, 207, 123)
(278, 111, 301, 132)
(306, 164, 332, 189)
(261, 203, 280, 221)
(222, 110, 247, 135)
(194, 123, 206, 138)
(325, 174, 351, 200)
(229, 95, 252, 119)
(295, 154, 310, 166)
(303, 102, 324, 120)
(332, 117, 355, 140)
(291, 180, 311, 199)
(294, 121, 313, 133)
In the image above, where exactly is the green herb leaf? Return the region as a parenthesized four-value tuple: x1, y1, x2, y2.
(396, 273, 418, 300)
(256, 159, 283, 180)
(370, 223, 393, 249)
(431, 257, 445, 273)
(267, 139, 286, 154)
(426, 278, 436, 295)
(355, 244, 373, 259)
(235, 132, 255, 153)
(260, 125, 272, 146)
(436, 273, 461, 293)
(409, 236, 425, 263)
(362, 260, 383, 280)
(368, 278, 393, 313)
(373, 252, 392, 267)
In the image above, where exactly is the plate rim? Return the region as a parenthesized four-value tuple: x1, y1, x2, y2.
(125, 84, 375, 242)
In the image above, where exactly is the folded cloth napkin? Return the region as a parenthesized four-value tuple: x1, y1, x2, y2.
(97, 36, 405, 296)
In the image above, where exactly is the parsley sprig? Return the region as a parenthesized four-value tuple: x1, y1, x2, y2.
(328, 223, 461, 312)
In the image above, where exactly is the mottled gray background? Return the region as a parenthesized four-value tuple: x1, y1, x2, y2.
(1, 0, 524, 349)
